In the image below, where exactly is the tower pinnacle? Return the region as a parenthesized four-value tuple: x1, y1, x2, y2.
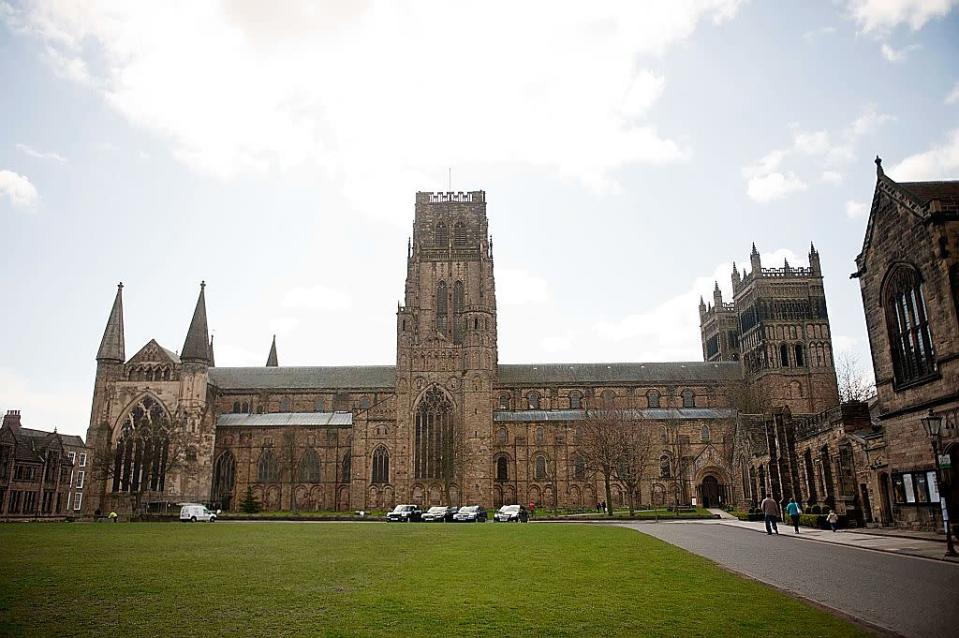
(96, 282, 125, 362)
(181, 282, 210, 364)
(266, 335, 278, 367)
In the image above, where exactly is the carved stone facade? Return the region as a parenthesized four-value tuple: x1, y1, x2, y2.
(84, 191, 843, 515)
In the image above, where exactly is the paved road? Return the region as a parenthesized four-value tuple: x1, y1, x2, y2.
(622, 521, 959, 638)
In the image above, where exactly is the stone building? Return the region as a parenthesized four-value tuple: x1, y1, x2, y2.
(0, 410, 87, 519)
(83, 190, 843, 515)
(850, 159, 959, 531)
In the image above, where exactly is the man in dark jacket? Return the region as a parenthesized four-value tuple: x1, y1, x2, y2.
(760, 495, 780, 535)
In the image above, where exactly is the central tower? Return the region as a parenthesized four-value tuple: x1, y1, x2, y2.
(394, 191, 498, 505)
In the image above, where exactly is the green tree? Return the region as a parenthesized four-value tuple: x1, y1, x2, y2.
(240, 486, 261, 514)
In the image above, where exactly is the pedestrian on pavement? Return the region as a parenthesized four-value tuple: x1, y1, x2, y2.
(827, 510, 839, 532)
(760, 495, 779, 535)
(786, 498, 801, 533)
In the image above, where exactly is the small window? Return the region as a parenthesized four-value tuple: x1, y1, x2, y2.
(535, 427, 545, 445)
(435, 222, 448, 246)
(499, 394, 510, 410)
(681, 389, 695, 409)
(497, 428, 508, 444)
(601, 389, 615, 408)
(359, 397, 370, 410)
(280, 398, 291, 412)
(795, 344, 805, 367)
(701, 425, 710, 443)
(496, 456, 508, 482)
(76, 470, 85, 489)
(79, 453, 86, 467)
(73, 492, 82, 511)
(314, 399, 325, 412)
(527, 391, 540, 410)
(780, 344, 790, 368)
(569, 390, 583, 410)
(647, 389, 661, 409)
(453, 222, 467, 246)
(241, 402, 249, 413)
(232, 401, 241, 413)
(534, 456, 547, 481)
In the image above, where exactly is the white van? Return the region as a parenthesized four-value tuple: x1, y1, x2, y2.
(179, 504, 217, 522)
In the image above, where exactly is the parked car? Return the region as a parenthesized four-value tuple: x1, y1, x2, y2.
(386, 504, 422, 522)
(494, 504, 529, 523)
(180, 504, 217, 522)
(421, 506, 458, 522)
(452, 505, 487, 522)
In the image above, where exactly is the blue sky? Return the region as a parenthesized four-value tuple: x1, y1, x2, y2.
(1, 1, 958, 436)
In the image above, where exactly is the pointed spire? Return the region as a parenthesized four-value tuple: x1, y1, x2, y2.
(266, 334, 278, 367)
(699, 295, 706, 310)
(181, 282, 209, 364)
(713, 281, 720, 293)
(751, 242, 759, 256)
(732, 261, 739, 274)
(97, 283, 125, 362)
(875, 155, 883, 177)
(783, 257, 790, 270)
(208, 334, 216, 367)
(809, 241, 817, 255)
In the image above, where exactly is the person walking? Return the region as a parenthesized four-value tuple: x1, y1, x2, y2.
(786, 497, 801, 534)
(826, 510, 839, 532)
(760, 495, 779, 535)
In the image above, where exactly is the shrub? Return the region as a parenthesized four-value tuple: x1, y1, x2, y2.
(240, 487, 261, 514)
(811, 504, 822, 514)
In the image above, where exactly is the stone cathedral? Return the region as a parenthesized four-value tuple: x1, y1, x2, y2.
(84, 191, 841, 515)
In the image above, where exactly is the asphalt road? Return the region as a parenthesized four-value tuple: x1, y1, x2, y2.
(622, 521, 959, 638)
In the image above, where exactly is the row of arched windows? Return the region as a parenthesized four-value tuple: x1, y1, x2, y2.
(127, 366, 173, 382)
(434, 221, 469, 247)
(229, 397, 373, 414)
(494, 454, 587, 482)
(250, 447, 390, 485)
(496, 388, 697, 410)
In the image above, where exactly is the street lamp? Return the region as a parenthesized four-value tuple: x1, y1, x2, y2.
(921, 410, 957, 557)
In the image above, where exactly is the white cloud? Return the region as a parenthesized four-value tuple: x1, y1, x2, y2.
(281, 284, 352, 311)
(850, 105, 896, 136)
(745, 172, 808, 203)
(0, 169, 39, 208)
(946, 82, 959, 105)
(888, 129, 959, 180)
(880, 41, 920, 61)
(16, 143, 67, 163)
(794, 130, 831, 155)
(845, 200, 869, 218)
(2, 1, 743, 218)
(848, 0, 958, 32)
(821, 170, 844, 184)
(497, 267, 550, 306)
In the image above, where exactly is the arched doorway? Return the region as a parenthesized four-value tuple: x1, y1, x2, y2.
(700, 475, 721, 508)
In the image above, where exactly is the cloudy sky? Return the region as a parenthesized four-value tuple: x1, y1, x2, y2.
(1, 0, 958, 436)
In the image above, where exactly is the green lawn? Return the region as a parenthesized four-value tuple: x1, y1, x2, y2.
(0, 522, 866, 638)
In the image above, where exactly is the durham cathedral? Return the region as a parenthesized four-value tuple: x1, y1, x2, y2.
(84, 190, 843, 515)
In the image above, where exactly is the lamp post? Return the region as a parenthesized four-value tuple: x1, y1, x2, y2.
(921, 410, 957, 557)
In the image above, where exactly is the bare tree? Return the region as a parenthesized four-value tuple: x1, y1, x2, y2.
(90, 415, 197, 518)
(614, 418, 657, 517)
(836, 352, 876, 403)
(580, 407, 624, 517)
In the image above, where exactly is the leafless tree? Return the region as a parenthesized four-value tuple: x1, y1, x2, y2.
(580, 407, 625, 517)
(614, 418, 658, 517)
(836, 352, 876, 403)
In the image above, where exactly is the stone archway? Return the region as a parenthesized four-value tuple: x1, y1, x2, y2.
(700, 475, 721, 508)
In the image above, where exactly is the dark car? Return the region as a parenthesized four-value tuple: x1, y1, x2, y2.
(452, 505, 487, 522)
(386, 504, 422, 522)
(493, 504, 529, 523)
(421, 506, 458, 522)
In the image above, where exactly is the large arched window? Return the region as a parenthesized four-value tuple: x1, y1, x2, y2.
(414, 387, 454, 480)
(779, 343, 790, 368)
(647, 389, 661, 409)
(257, 449, 279, 483)
(569, 390, 583, 410)
(341, 452, 352, 482)
(298, 448, 322, 482)
(659, 454, 671, 478)
(435, 222, 448, 246)
(111, 396, 171, 494)
(534, 455, 547, 481)
(371, 446, 390, 484)
(883, 264, 936, 384)
(794, 344, 805, 367)
(496, 456, 509, 482)
(436, 281, 448, 335)
(453, 222, 467, 246)
(212, 450, 236, 508)
(573, 456, 586, 480)
(681, 389, 695, 408)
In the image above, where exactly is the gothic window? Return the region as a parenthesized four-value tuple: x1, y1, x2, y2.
(780, 343, 790, 367)
(569, 390, 583, 410)
(256, 449, 279, 483)
(111, 396, 171, 494)
(280, 397, 291, 412)
(298, 449, 322, 482)
(534, 455, 547, 481)
(453, 222, 467, 247)
(659, 454, 671, 478)
(371, 447, 390, 484)
(701, 425, 710, 442)
(314, 399, 324, 412)
(535, 426, 544, 445)
(498, 393, 510, 410)
(435, 222, 448, 246)
(647, 389, 661, 409)
(453, 281, 465, 343)
(436, 281, 448, 335)
(573, 456, 586, 480)
(527, 391, 541, 410)
(212, 451, 236, 508)
(232, 402, 240, 413)
(413, 387, 454, 480)
(681, 389, 695, 408)
(601, 389, 616, 408)
(497, 428, 508, 444)
(883, 264, 936, 385)
(795, 344, 805, 367)
(496, 456, 509, 482)
(341, 452, 352, 482)
(241, 401, 249, 413)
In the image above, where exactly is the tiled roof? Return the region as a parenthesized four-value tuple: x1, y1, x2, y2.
(18, 427, 85, 448)
(494, 408, 736, 422)
(209, 366, 396, 390)
(496, 362, 743, 385)
(897, 180, 959, 206)
(216, 412, 353, 428)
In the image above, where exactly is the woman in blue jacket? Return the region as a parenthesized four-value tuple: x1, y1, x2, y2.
(786, 498, 801, 533)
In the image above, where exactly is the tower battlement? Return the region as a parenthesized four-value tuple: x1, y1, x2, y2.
(416, 191, 486, 204)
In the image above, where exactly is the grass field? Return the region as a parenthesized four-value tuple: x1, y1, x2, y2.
(0, 522, 866, 637)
